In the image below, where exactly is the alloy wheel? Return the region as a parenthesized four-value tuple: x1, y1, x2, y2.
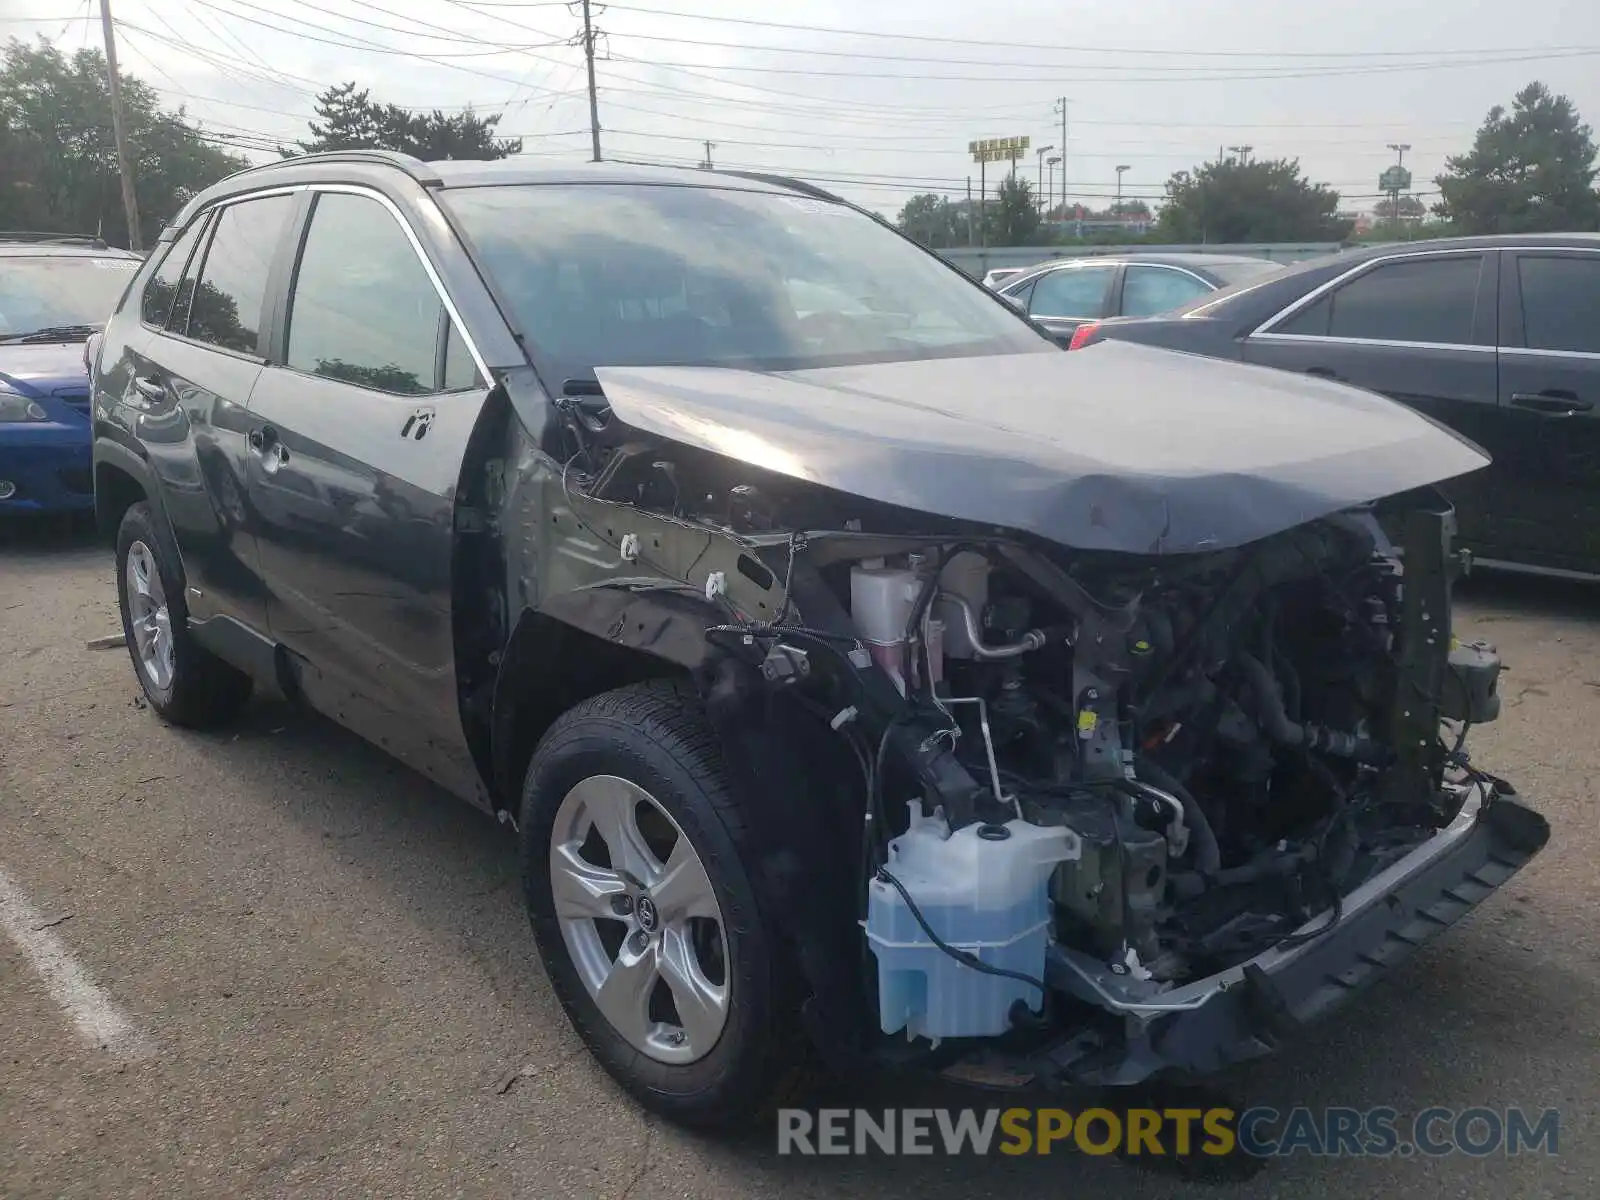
(549, 774, 730, 1064)
(125, 540, 174, 691)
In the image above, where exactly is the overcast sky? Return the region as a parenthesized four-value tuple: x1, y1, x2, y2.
(3, 0, 1598, 216)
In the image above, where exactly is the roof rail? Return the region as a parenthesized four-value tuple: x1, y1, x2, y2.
(228, 149, 442, 187)
(0, 231, 110, 248)
(718, 170, 849, 206)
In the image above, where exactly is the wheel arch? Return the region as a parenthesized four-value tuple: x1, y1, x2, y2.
(92, 441, 156, 544)
(488, 595, 716, 815)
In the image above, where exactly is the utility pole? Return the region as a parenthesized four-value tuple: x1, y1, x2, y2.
(698, 140, 715, 169)
(1227, 144, 1253, 164)
(1054, 98, 1069, 217)
(581, 0, 602, 162)
(98, 0, 142, 252)
(1384, 143, 1412, 235)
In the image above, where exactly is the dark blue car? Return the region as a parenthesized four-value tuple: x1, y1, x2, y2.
(1, 234, 142, 514)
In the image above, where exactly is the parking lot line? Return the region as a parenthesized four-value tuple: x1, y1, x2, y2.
(0, 865, 152, 1061)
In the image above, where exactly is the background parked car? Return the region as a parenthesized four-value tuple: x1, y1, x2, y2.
(1071, 234, 1600, 579)
(0, 233, 141, 515)
(996, 252, 1285, 343)
(981, 266, 1030, 288)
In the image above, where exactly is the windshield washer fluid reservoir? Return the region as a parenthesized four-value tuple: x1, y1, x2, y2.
(867, 804, 1081, 1041)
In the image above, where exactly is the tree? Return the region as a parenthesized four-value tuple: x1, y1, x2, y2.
(986, 173, 1039, 246)
(1155, 156, 1350, 243)
(295, 82, 521, 160)
(1372, 195, 1427, 221)
(0, 38, 246, 247)
(896, 193, 966, 248)
(1434, 82, 1600, 234)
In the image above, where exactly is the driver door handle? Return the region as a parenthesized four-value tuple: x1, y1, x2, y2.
(1510, 390, 1592, 416)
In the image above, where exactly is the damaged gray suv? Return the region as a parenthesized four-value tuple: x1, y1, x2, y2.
(91, 152, 1548, 1130)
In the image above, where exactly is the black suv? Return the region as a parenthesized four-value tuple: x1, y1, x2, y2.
(91, 152, 1544, 1132)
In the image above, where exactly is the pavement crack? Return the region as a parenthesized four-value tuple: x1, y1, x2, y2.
(618, 1121, 653, 1200)
(31, 911, 75, 930)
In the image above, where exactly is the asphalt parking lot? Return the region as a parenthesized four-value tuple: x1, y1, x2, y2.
(2, 523, 1596, 1199)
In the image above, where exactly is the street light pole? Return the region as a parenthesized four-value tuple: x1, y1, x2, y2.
(1114, 164, 1130, 215)
(1227, 144, 1253, 164)
(1046, 155, 1060, 219)
(1035, 144, 1054, 214)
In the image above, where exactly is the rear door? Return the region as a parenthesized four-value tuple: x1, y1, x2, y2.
(1116, 263, 1216, 318)
(1492, 247, 1600, 572)
(1242, 250, 1500, 550)
(1016, 262, 1117, 342)
(116, 193, 297, 634)
(241, 186, 492, 800)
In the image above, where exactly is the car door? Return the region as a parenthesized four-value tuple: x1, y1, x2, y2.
(1241, 250, 1500, 552)
(1017, 262, 1117, 342)
(242, 186, 492, 801)
(116, 193, 297, 642)
(1492, 247, 1600, 573)
(1116, 263, 1216, 318)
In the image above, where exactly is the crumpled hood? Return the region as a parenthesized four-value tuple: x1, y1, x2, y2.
(594, 341, 1489, 555)
(0, 342, 88, 397)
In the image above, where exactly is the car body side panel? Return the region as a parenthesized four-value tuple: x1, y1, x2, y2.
(1490, 247, 1600, 573)
(244, 367, 492, 803)
(98, 320, 269, 629)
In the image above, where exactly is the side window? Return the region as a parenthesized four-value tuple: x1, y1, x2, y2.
(141, 216, 208, 327)
(1278, 256, 1481, 344)
(185, 195, 295, 354)
(287, 192, 444, 395)
(1121, 266, 1213, 317)
(1517, 255, 1600, 354)
(1028, 265, 1113, 319)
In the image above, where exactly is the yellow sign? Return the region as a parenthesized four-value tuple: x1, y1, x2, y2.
(969, 136, 1030, 163)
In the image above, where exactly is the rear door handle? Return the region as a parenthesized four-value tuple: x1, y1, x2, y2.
(1305, 366, 1343, 381)
(1510, 391, 1592, 416)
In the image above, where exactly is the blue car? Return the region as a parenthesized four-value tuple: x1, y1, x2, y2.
(1, 234, 142, 515)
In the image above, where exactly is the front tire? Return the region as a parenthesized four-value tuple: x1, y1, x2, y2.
(114, 501, 252, 728)
(520, 678, 808, 1129)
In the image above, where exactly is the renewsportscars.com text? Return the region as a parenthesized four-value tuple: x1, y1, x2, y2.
(776, 1106, 1560, 1159)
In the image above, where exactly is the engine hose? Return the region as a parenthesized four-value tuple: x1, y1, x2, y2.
(1235, 652, 1386, 764)
(1134, 758, 1222, 875)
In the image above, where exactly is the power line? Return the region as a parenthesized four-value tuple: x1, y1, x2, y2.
(596, 28, 1600, 74)
(192, 0, 565, 56)
(607, 47, 1600, 85)
(600, 4, 1590, 60)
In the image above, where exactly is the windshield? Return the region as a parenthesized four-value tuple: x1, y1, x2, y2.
(1206, 259, 1287, 286)
(0, 254, 139, 338)
(442, 183, 1052, 379)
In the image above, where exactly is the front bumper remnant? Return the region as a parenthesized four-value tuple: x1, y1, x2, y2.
(1043, 787, 1549, 1086)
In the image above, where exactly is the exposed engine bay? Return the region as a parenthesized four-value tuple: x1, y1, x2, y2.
(547, 408, 1513, 1061)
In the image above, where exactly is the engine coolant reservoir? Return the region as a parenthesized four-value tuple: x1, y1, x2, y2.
(867, 805, 1081, 1041)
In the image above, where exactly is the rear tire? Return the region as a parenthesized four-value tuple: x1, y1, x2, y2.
(520, 678, 810, 1129)
(114, 501, 252, 728)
